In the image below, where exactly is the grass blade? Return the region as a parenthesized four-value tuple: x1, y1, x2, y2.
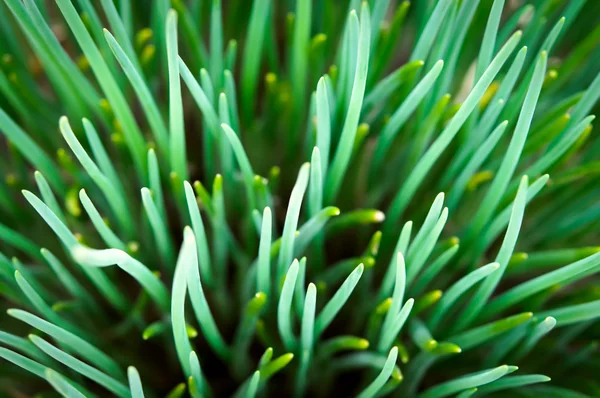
(278, 259, 299, 350)
(277, 163, 310, 281)
(29, 334, 129, 397)
(383, 30, 522, 242)
(325, 3, 371, 202)
(420, 365, 511, 398)
(315, 263, 364, 337)
(356, 346, 398, 398)
(455, 176, 529, 330)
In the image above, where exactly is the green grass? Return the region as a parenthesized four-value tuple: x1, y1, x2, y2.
(0, 0, 599, 397)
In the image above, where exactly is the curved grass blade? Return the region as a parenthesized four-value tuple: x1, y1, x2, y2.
(14, 270, 81, 336)
(476, 375, 550, 395)
(294, 206, 340, 255)
(0, 349, 96, 398)
(241, 0, 271, 117)
(141, 187, 174, 265)
(380, 221, 412, 299)
(522, 115, 595, 179)
(444, 45, 527, 185)
(257, 207, 273, 298)
(316, 77, 332, 176)
(79, 189, 126, 251)
(221, 123, 256, 211)
(513, 316, 556, 361)
(127, 366, 146, 398)
(449, 313, 533, 351)
(474, 0, 505, 82)
(34, 171, 65, 223)
(455, 176, 529, 331)
(166, 10, 188, 180)
(356, 346, 398, 398)
(0, 346, 45, 378)
(80, 118, 125, 198)
(485, 252, 600, 319)
(289, 0, 311, 111)
(59, 117, 132, 236)
(8, 309, 122, 379)
(233, 292, 267, 377)
(277, 163, 310, 281)
(371, 60, 444, 175)
(406, 206, 448, 284)
(178, 58, 221, 133)
(308, 147, 323, 217)
(99, 0, 139, 73)
(183, 227, 231, 361)
(379, 298, 414, 352)
(297, 282, 317, 396)
(44, 249, 126, 314)
(189, 350, 208, 397)
(315, 263, 364, 337)
(45, 368, 87, 398)
(409, 317, 438, 352)
(171, 227, 195, 377)
(325, 3, 371, 202)
(410, 0, 453, 62)
(380, 253, 406, 345)
(420, 365, 511, 398)
(104, 30, 169, 153)
(29, 334, 129, 397)
(245, 370, 260, 398)
(318, 336, 370, 358)
(477, 175, 549, 258)
(465, 51, 547, 244)
(365, 61, 424, 110)
(0, 330, 48, 364)
(218, 93, 234, 180)
(55, 0, 146, 177)
(383, 30, 522, 241)
(209, 0, 223, 86)
(147, 149, 166, 220)
(278, 259, 299, 349)
(411, 243, 459, 297)
(72, 245, 169, 311)
(183, 181, 214, 287)
(535, 300, 600, 327)
(428, 262, 500, 331)
(447, 121, 509, 210)
(23, 190, 168, 310)
(260, 352, 294, 383)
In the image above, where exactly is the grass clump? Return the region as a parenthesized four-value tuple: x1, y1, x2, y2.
(0, 0, 599, 397)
